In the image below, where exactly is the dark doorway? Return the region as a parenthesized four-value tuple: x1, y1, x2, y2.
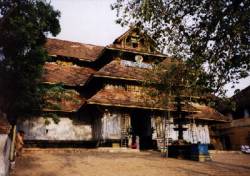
(131, 111, 152, 150)
(221, 135, 232, 150)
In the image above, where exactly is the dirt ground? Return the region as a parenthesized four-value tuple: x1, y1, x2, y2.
(10, 149, 250, 176)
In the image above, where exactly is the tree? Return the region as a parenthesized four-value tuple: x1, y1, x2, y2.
(0, 0, 60, 122)
(112, 0, 250, 95)
(143, 59, 210, 155)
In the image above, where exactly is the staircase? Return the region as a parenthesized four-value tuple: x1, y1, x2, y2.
(120, 128, 128, 148)
(120, 115, 128, 148)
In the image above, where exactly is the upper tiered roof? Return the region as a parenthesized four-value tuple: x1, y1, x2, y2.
(94, 59, 147, 81)
(45, 38, 104, 62)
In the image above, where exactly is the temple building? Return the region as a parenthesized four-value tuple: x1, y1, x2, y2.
(17, 28, 229, 150)
(214, 86, 250, 150)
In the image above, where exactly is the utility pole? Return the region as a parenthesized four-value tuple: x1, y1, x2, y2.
(162, 112, 167, 157)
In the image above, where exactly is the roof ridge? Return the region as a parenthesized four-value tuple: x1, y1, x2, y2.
(47, 38, 104, 48)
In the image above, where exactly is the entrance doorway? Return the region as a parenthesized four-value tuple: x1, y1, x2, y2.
(131, 111, 152, 150)
(221, 135, 232, 150)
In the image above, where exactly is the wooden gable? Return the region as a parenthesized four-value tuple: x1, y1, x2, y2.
(112, 27, 158, 53)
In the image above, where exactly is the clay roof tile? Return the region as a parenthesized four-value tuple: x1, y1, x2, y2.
(45, 38, 104, 62)
(41, 62, 95, 86)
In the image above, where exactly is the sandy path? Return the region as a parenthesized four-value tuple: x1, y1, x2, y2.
(11, 149, 250, 176)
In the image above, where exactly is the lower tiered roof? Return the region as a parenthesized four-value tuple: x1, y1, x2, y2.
(42, 62, 95, 86)
(43, 88, 85, 112)
(87, 86, 197, 112)
(187, 103, 230, 122)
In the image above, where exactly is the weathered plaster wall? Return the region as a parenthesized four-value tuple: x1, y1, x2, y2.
(17, 110, 210, 145)
(101, 112, 211, 144)
(18, 117, 92, 141)
(0, 134, 11, 176)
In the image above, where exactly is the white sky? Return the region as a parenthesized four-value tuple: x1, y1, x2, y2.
(49, 0, 249, 97)
(50, 0, 127, 46)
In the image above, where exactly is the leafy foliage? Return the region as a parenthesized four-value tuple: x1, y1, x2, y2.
(41, 84, 82, 111)
(143, 59, 211, 107)
(44, 117, 51, 126)
(43, 113, 60, 125)
(112, 0, 250, 95)
(0, 0, 60, 120)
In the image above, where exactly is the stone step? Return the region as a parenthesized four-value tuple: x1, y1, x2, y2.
(23, 147, 141, 154)
(23, 148, 96, 154)
(209, 150, 242, 154)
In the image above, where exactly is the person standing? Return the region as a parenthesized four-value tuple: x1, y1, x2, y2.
(15, 130, 24, 157)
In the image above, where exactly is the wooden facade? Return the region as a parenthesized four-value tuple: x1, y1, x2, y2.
(17, 28, 229, 149)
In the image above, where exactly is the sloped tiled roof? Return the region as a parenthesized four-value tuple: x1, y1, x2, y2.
(87, 86, 197, 112)
(187, 103, 230, 122)
(45, 38, 104, 62)
(94, 59, 147, 81)
(43, 89, 85, 112)
(87, 86, 228, 122)
(41, 62, 95, 86)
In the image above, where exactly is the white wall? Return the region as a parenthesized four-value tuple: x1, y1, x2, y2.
(17, 114, 211, 144)
(18, 117, 92, 141)
(0, 134, 11, 176)
(183, 124, 210, 144)
(102, 112, 121, 140)
(151, 117, 210, 144)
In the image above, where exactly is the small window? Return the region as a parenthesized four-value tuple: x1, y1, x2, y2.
(132, 43, 138, 48)
(126, 37, 131, 43)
